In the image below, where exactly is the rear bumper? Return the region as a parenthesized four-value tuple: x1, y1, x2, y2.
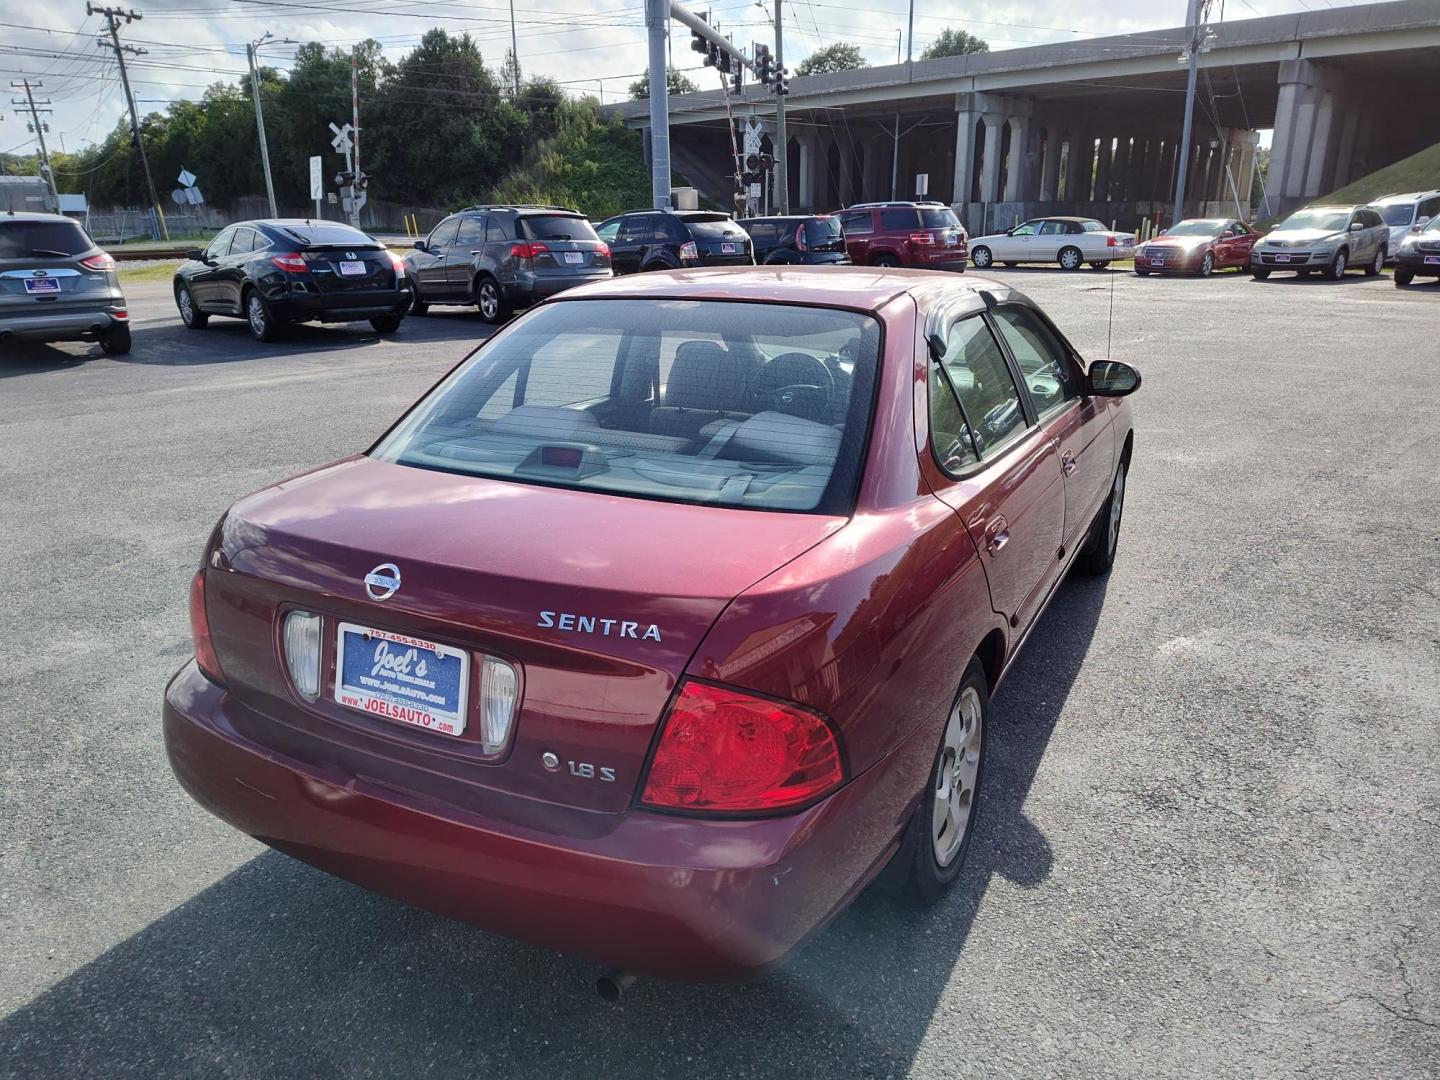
(503, 270, 611, 306)
(272, 286, 410, 322)
(912, 257, 968, 272)
(163, 661, 930, 982)
(1, 302, 125, 341)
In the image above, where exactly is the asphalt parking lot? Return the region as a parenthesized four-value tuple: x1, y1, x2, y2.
(2, 269, 1437, 1080)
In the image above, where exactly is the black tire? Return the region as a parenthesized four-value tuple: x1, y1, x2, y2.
(99, 322, 131, 355)
(474, 275, 510, 324)
(1002, 261, 1019, 267)
(885, 656, 989, 908)
(1134, 267, 1151, 276)
(370, 315, 402, 334)
(1089, 260, 1110, 270)
(1364, 245, 1384, 277)
(1078, 455, 1128, 575)
(1197, 251, 1214, 278)
(1251, 267, 1271, 280)
(640, 260, 673, 272)
(970, 246, 992, 269)
(175, 284, 207, 329)
(407, 276, 429, 316)
(1058, 246, 1082, 271)
(1395, 269, 1415, 287)
(243, 288, 282, 342)
(1326, 248, 1349, 281)
(1296, 268, 1315, 278)
(871, 254, 900, 268)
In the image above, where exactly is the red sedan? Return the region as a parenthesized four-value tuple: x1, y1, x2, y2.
(1134, 218, 1262, 276)
(164, 267, 1139, 985)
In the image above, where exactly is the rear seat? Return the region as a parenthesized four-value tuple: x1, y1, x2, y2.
(649, 341, 754, 443)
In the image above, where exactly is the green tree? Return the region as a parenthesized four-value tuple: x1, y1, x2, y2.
(628, 67, 699, 100)
(920, 28, 990, 60)
(794, 42, 866, 77)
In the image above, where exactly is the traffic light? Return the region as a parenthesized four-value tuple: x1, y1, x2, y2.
(334, 170, 355, 188)
(730, 64, 743, 94)
(754, 44, 773, 85)
(690, 19, 708, 55)
(716, 45, 732, 74)
(774, 65, 789, 96)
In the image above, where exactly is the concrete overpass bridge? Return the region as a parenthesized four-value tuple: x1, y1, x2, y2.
(614, 0, 1440, 229)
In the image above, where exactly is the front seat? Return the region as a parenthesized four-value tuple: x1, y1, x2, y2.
(650, 340, 752, 443)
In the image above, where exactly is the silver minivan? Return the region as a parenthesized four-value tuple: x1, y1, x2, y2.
(1250, 205, 1390, 280)
(0, 212, 130, 353)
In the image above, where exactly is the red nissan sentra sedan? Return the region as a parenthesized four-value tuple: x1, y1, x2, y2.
(1133, 217, 1262, 276)
(164, 267, 1139, 984)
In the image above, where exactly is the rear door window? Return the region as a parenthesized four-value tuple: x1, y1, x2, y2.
(228, 228, 257, 256)
(935, 314, 1028, 459)
(617, 217, 652, 243)
(746, 222, 778, 245)
(0, 218, 93, 259)
(455, 216, 486, 247)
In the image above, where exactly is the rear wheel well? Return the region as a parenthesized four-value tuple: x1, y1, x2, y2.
(976, 629, 1005, 698)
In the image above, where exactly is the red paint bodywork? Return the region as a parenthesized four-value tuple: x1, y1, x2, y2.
(164, 266, 1133, 981)
(1135, 218, 1261, 274)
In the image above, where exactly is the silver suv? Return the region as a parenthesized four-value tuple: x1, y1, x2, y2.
(1250, 205, 1389, 281)
(401, 204, 612, 324)
(1, 212, 130, 353)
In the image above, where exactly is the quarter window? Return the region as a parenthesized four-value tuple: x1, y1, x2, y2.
(936, 314, 1028, 458)
(991, 306, 1077, 420)
(880, 207, 922, 230)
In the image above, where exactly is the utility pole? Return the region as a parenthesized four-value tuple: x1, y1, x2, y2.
(645, 0, 672, 208)
(508, 0, 521, 95)
(89, 4, 167, 240)
(1173, 0, 1207, 227)
(10, 79, 60, 211)
(246, 32, 291, 218)
(350, 47, 361, 227)
(772, 0, 788, 213)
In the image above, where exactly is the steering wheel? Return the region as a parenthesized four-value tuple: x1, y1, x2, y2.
(754, 352, 835, 422)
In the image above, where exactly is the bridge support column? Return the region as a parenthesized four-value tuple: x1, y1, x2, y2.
(797, 133, 819, 211)
(952, 93, 990, 206)
(979, 112, 1005, 204)
(864, 133, 888, 203)
(1232, 130, 1259, 210)
(1041, 127, 1064, 201)
(836, 138, 855, 207)
(1268, 59, 1350, 217)
(1002, 98, 1034, 203)
(1066, 130, 1092, 203)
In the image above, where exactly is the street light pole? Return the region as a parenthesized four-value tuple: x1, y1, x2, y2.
(246, 32, 291, 218)
(1173, 0, 1204, 226)
(890, 0, 914, 200)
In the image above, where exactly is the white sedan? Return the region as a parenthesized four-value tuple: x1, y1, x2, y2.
(968, 217, 1136, 271)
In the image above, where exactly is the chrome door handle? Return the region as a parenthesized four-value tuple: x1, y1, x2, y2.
(1061, 451, 1077, 477)
(985, 521, 1010, 553)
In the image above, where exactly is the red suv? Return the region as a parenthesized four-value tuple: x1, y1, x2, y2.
(839, 201, 968, 271)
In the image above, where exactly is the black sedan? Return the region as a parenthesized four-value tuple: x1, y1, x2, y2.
(173, 220, 410, 341)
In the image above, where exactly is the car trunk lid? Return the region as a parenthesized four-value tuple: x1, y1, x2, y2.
(299, 245, 396, 292)
(204, 455, 845, 814)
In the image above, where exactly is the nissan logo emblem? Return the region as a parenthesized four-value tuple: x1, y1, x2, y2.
(364, 562, 401, 601)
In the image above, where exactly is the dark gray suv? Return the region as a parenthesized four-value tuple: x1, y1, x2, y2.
(1, 212, 130, 354)
(401, 204, 612, 323)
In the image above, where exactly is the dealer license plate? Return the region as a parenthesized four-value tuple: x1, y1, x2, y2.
(338, 260, 368, 277)
(1425, 256, 1440, 265)
(1150, 255, 1165, 267)
(1275, 254, 1291, 263)
(334, 622, 469, 737)
(721, 242, 737, 254)
(24, 277, 61, 295)
(564, 251, 583, 265)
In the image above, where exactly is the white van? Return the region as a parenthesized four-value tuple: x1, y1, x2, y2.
(1366, 191, 1440, 261)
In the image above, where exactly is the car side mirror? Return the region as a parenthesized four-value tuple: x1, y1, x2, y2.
(1349, 222, 1365, 232)
(413, 239, 427, 251)
(1158, 228, 1169, 236)
(185, 248, 205, 261)
(1088, 360, 1141, 397)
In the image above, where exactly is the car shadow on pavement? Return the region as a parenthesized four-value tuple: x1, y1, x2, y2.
(0, 574, 1109, 1080)
(0, 343, 98, 378)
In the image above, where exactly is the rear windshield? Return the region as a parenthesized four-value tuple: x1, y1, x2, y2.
(920, 208, 960, 229)
(0, 219, 93, 259)
(683, 216, 748, 240)
(804, 218, 843, 244)
(372, 299, 881, 514)
(520, 215, 599, 241)
(277, 223, 376, 247)
(1081, 220, 1106, 232)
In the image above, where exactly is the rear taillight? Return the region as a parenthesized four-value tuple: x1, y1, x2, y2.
(594, 241, 611, 259)
(908, 232, 936, 246)
(679, 240, 699, 261)
(641, 681, 844, 813)
(795, 224, 808, 252)
(509, 241, 550, 260)
(80, 252, 115, 271)
(479, 655, 519, 754)
(271, 252, 307, 272)
(189, 570, 225, 686)
(387, 251, 407, 274)
(1107, 235, 1118, 248)
(282, 611, 322, 701)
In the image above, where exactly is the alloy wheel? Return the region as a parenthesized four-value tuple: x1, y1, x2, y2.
(1199, 252, 1213, 277)
(178, 289, 195, 325)
(932, 685, 983, 868)
(247, 294, 266, 336)
(479, 282, 499, 320)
